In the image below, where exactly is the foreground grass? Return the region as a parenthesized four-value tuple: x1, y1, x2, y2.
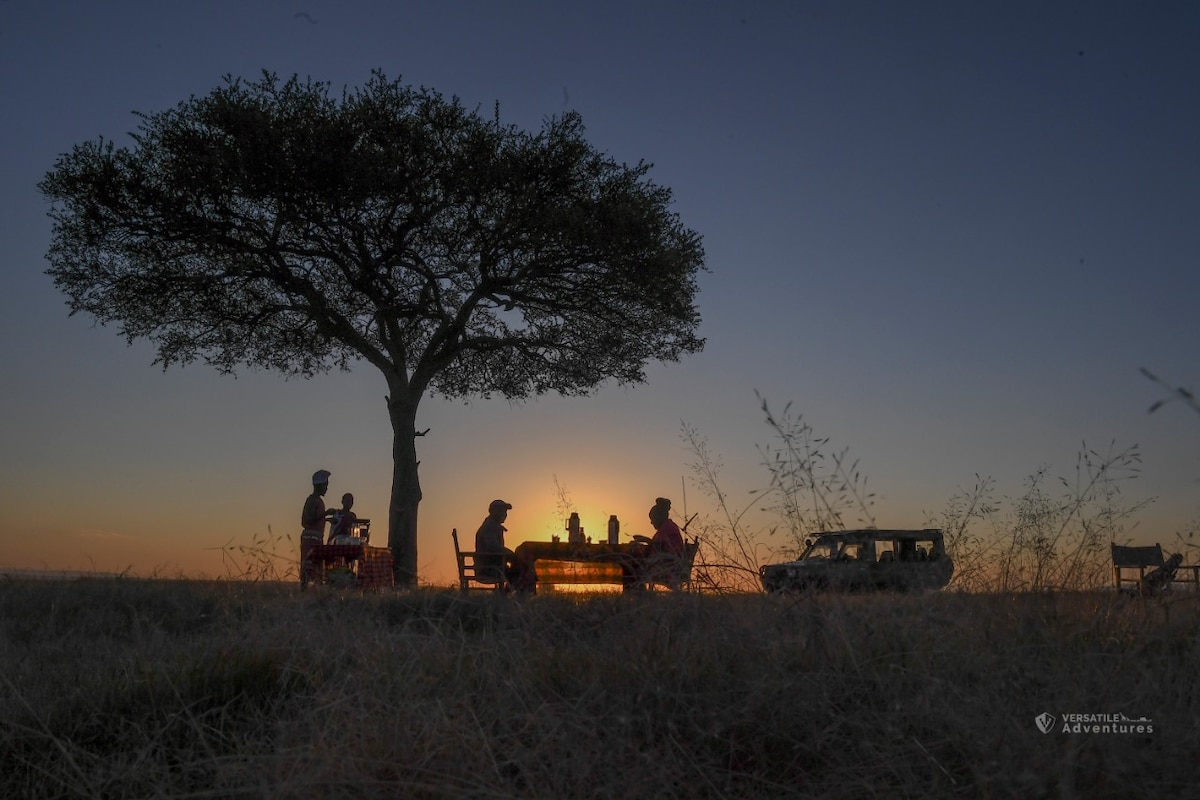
(1, 580, 1196, 799)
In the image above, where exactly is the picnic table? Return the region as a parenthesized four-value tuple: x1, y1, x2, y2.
(303, 543, 394, 591)
(513, 539, 693, 591)
(513, 540, 646, 590)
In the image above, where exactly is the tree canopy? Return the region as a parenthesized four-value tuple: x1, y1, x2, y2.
(40, 70, 706, 585)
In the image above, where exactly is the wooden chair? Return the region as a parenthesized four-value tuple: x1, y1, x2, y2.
(451, 528, 506, 592)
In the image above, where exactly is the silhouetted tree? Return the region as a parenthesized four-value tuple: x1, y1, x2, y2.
(40, 71, 705, 586)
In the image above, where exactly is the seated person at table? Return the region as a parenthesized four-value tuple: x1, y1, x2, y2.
(475, 498, 534, 590)
(648, 497, 685, 557)
(634, 497, 686, 590)
(328, 492, 359, 543)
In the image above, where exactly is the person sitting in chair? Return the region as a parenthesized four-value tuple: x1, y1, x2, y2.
(648, 497, 685, 557)
(328, 492, 359, 543)
(1142, 552, 1183, 596)
(630, 497, 687, 590)
(475, 499, 535, 591)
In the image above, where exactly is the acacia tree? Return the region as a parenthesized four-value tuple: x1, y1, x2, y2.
(40, 71, 705, 586)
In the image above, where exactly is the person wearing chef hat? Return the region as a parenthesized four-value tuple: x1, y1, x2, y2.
(299, 469, 334, 588)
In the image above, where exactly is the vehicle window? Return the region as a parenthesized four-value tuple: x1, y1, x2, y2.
(804, 540, 838, 560)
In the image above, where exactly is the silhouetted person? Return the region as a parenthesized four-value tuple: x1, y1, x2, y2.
(328, 492, 359, 542)
(648, 497, 685, 557)
(300, 469, 334, 587)
(474, 499, 534, 591)
(475, 499, 514, 585)
(630, 497, 686, 591)
(1143, 552, 1183, 596)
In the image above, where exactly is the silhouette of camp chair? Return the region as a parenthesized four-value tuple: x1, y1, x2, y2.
(1112, 543, 1181, 596)
(641, 537, 701, 592)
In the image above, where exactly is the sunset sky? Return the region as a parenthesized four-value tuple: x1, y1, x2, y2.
(1, 1, 1197, 585)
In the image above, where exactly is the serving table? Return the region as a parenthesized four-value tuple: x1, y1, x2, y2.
(303, 543, 394, 591)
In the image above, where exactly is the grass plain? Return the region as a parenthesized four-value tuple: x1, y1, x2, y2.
(2, 578, 1197, 799)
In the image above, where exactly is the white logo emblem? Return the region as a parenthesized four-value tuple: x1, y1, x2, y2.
(1035, 712, 1056, 734)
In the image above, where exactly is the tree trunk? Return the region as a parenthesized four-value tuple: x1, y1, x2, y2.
(385, 388, 422, 588)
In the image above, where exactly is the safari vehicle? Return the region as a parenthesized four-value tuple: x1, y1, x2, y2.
(759, 529, 953, 593)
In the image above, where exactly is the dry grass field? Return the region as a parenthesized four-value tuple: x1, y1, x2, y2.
(2, 578, 1197, 799)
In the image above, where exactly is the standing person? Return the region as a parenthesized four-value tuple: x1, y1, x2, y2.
(300, 469, 332, 588)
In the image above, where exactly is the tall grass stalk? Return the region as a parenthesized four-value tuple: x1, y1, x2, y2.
(685, 397, 1154, 594)
(679, 422, 766, 592)
(208, 526, 299, 582)
(924, 475, 1001, 591)
(681, 395, 880, 592)
(986, 442, 1148, 592)
(755, 393, 876, 544)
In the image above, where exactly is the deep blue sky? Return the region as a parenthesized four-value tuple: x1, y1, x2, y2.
(2, 1, 1197, 581)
